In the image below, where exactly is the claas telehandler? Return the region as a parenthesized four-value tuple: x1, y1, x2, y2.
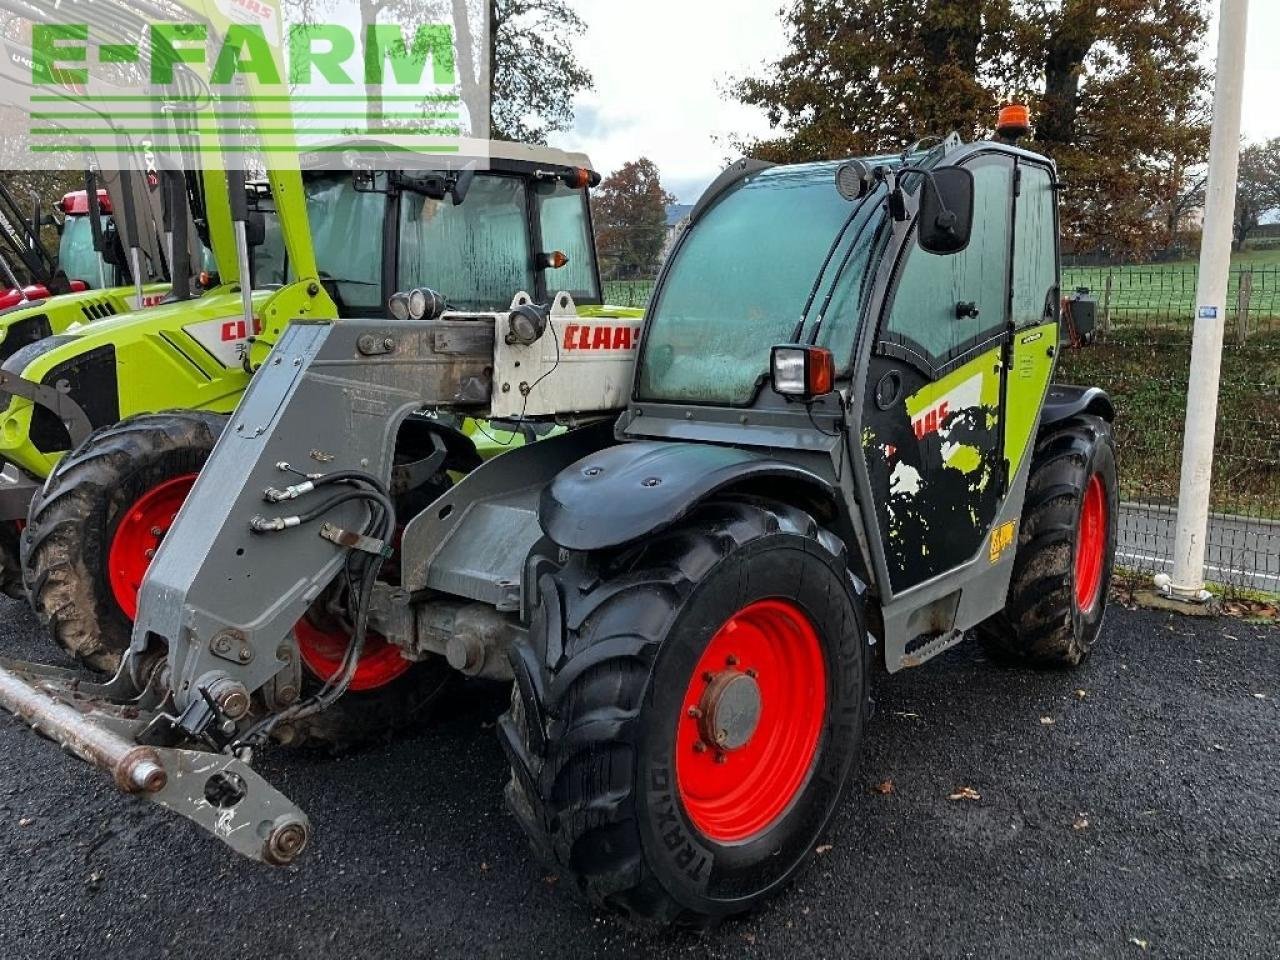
(0, 117, 1117, 925)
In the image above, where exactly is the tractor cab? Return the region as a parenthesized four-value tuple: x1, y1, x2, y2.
(256, 141, 606, 318)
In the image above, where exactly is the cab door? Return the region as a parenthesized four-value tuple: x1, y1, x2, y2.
(860, 153, 1016, 595)
(1004, 159, 1061, 482)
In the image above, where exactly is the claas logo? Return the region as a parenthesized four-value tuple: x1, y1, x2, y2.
(561, 324, 642, 352)
(220, 317, 262, 342)
(912, 400, 950, 440)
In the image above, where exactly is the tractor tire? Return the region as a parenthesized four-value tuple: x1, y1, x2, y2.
(978, 415, 1118, 667)
(1, 521, 24, 600)
(22, 411, 228, 671)
(500, 498, 868, 925)
(21, 410, 450, 750)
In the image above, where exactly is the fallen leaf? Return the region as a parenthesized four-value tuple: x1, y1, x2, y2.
(1129, 937, 1150, 950)
(1072, 814, 1090, 831)
(872, 779, 895, 796)
(17, 817, 33, 827)
(1252, 693, 1267, 700)
(1212, 743, 1225, 752)
(542, 874, 558, 885)
(1040, 716, 1056, 726)
(479, 862, 489, 872)
(1074, 689, 1088, 700)
(948, 787, 981, 802)
(893, 711, 920, 719)
(815, 844, 833, 855)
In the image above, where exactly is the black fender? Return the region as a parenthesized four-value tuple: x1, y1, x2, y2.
(1041, 384, 1114, 430)
(539, 440, 846, 552)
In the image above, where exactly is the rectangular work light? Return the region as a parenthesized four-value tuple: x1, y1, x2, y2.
(771, 345, 835, 401)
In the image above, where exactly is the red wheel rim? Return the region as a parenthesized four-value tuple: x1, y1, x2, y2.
(295, 616, 412, 692)
(1075, 474, 1107, 614)
(675, 599, 827, 843)
(107, 473, 198, 620)
(107, 473, 411, 693)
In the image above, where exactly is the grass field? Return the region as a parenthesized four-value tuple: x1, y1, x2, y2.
(604, 251, 1280, 519)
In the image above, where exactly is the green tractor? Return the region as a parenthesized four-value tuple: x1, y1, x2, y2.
(0, 125, 1117, 923)
(13, 141, 638, 701)
(0, 162, 290, 595)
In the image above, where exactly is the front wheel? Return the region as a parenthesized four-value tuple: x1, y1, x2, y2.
(500, 499, 868, 925)
(978, 414, 1118, 666)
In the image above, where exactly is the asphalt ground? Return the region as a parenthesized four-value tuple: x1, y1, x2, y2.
(0, 595, 1275, 960)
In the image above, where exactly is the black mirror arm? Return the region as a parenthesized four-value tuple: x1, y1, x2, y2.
(898, 165, 957, 236)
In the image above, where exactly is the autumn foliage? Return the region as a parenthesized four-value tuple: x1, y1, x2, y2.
(591, 158, 675, 281)
(732, 0, 1212, 259)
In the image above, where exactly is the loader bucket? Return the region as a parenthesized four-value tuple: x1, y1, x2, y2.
(0, 656, 310, 865)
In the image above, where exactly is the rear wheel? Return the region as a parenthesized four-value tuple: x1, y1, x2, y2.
(21, 411, 449, 748)
(978, 415, 1118, 666)
(500, 498, 868, 925)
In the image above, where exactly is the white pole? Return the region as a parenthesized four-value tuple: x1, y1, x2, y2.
(1164, 0, 1250, 600)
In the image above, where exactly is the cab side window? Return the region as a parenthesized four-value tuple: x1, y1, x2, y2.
(1011, 163, 1057, 328)
(880, 156, 1014, 371)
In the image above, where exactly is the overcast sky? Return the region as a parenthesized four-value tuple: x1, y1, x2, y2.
(549, 1, 1280, 203)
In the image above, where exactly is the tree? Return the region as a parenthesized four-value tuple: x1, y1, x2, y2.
(1234, 139, 1280, 250)
(592, 158, 675, 281)
(489, 0, 593, 143)
(732, 0, 1212, 258)
(288, 0, 591, 143)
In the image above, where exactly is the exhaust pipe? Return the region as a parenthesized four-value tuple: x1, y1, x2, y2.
(0, 665, 167, 794)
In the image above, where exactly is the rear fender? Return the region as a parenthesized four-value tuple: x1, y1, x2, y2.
(539, 441, 849, 552)
(1041, 384, 1114, 430)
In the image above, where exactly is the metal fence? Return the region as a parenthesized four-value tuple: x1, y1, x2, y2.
(601, 263, 1280, 597)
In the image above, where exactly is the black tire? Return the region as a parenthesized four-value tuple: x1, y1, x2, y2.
(0, 521, 23, 600)
(22, 411, 228, 670)
(273, 659, 453, 752)
(21, 410, 449, 749)
(500, 498, 868, 925)
(978, 415, 1118, 667)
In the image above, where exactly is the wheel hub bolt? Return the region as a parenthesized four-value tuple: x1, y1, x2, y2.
(150, 526, 163, 537)
(687, 706, 703, 719)
(692, 740, 707, 754)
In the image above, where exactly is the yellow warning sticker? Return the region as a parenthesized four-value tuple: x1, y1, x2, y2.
(989, 520, 1017, 564)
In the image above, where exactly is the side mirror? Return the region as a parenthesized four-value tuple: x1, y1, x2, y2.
(918, 167, 974, 255)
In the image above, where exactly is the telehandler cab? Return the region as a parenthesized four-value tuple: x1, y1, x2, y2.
(0, 126, 1117, 924)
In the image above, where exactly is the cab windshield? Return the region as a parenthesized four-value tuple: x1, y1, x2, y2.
(294, 171, 601, 313)
(637, 159, 899, 406)
(398, 174, 601, 310)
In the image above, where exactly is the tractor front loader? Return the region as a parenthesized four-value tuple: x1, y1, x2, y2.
(0, 123, 1118, 925)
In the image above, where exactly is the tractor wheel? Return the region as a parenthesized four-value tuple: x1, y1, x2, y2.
(22, 411, 228, 670)
(500, 498, 868, 925)
(1, 522, 23, 600)
(978, 415, 1118, 667)
(21, 410, 449, 749)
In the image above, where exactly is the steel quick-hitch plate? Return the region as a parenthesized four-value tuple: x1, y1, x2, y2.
(0, 657, 310, 866)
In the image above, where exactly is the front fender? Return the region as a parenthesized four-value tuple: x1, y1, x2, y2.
(539, 441, 841, 552)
